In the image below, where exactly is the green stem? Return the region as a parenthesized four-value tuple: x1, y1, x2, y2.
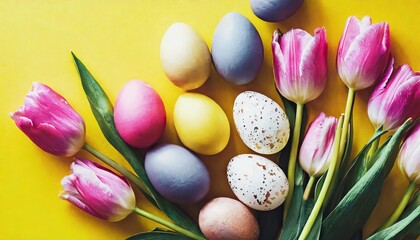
(366, 136, 380, 169)
(377, 181, 417, 231)
(133, 207, 206, 240)
(82, 143, 150, 196)
(338, 88, 355, 167)
(303, 176, 316, 200)
(284, 102, 304, 220)
(298, 115, 344, 240)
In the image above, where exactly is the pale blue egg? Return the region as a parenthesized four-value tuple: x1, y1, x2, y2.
(211, 12, 263, 85)
(145, 144, 210, 204)
(250, 0, 304, 22)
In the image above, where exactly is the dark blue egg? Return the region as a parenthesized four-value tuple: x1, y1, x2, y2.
(211, 12, 263, 85)
(145, 144, 210, 204)
(251, 0, 304, 22)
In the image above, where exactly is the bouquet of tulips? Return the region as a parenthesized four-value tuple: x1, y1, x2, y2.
(10, 13, 419, 240)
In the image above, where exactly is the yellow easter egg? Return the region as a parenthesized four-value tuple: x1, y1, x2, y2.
(174, 93, 230, 155)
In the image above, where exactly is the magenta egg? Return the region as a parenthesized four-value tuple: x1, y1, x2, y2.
(114, 80, 166, 148)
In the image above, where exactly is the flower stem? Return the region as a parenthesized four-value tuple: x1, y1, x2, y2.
(366, 136, 380, 169)
(284, 102, 304, 220)
(82, 143, 150, 196)
(303, 176, 316, 200)
(298, 115, 344, 240)
(338, 88, 355, 167)
(377, 181, 417, 231)
(133, 207, 206, 240)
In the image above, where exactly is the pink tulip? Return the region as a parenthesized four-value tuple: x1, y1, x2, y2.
(272, 27, 328, 104)
(368, 57, 420, 131)
(299, 113, 338, 177)
(10, 82, 85, 157)
(60, 158, 136, 222)
(337, 16, 390, 91)
(398, 123, 420, 185)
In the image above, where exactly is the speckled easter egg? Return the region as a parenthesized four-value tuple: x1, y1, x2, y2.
(211, 12, 263, 85)
(160, 23, 211, 90)
(145, 144, 210, 204)
(114, 80, 166, 148)
(173, 93, 230, 155)
(227, 154, 288, 211)
(250, 0, 304, 22)
(199, 197, 259, 240)
(233, 91, 290, 155)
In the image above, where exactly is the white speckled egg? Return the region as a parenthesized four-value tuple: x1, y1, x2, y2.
(233, 91, 290, 154)
(227, 154, 288, 211)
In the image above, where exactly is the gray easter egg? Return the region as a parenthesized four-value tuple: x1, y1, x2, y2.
(145, 143, 210, 204)
(250, 0, 304, 22)
(211, 12, 263, 85)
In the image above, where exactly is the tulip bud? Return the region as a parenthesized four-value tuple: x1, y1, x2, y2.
(272, 27, 328, 104)
(337, 16, 390, 90)
(398, 123, 420, 185)
(10, 82, 85, 157)
(368, 57, 420, 131)
(60, 158, 136, 222)
(299, 113, 338, 177)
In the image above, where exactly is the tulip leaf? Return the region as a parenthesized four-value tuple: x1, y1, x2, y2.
(277, 95, 308, 240)
(127, 231, 193, 240)
(320, 119, 414, 240)
(72, 53, 203, 235)
(367, 205, 420, 240)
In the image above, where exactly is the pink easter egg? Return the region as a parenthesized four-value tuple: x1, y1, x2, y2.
(114, 80, 166, 148)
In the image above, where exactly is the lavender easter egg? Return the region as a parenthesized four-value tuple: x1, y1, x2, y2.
(211, 12, 263, 85)
(250, 0, 304, 22)
(114, 80, 166, 148)
(145, 144, 210, 204)
(199, 197, 259, 240)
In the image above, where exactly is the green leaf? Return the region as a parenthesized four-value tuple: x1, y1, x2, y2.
(306, 212, 323, 240)
(277, 95, 308, 240)
(367, 205, 420, 240)
(320, 119, 414, 240)
(127, 231, 193, 240)
(399, 190, 420, 220)
(72, 53, 203, 235)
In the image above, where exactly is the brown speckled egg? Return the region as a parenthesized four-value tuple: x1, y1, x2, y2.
(233, 91, 290, 155)
(227, 154, 288, 211)
(199, 197, 259, 240)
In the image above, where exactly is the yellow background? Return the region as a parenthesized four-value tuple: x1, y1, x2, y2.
(1, 0, 418, 239)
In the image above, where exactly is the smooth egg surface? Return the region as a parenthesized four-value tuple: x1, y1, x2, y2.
(160, 22, 211, 90)
(145, 144, 210, 204)
(114, 80, 166, 148)
(173, 93, 230, 155)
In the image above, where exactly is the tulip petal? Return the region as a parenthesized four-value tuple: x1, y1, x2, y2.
(299, 27, 328, 103)
(343, 22, 390, 90)
(337, 16, 363, 62)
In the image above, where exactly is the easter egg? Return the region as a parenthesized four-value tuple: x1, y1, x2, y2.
(199, 197, 259, 240)
(250, 0, 304, 22)
(160, 23, 211, 90)
(173, 93, 230, 155)
(211, 12, 263, 85)
(233, 91, 290, 154)
(227, 154, 288, 211)
(114, 80, 166, 148)
(145, 144, 210, 204)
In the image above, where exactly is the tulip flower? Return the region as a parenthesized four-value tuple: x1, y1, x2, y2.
(336, 16, 390, 174)
(337, 16, 390, 91)
(377, 123, 420, 231)
(272, 27, 327, 104)
(60, 158, 136, 222)
(299, 113, 338, 200)
(10, 82, 85, 157)
(368, 57, 420, 131)
(60, 158, 206, 239)
(272, 27, 327, 217)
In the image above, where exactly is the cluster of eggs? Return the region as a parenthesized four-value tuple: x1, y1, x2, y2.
(114, 1, 304, 238)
